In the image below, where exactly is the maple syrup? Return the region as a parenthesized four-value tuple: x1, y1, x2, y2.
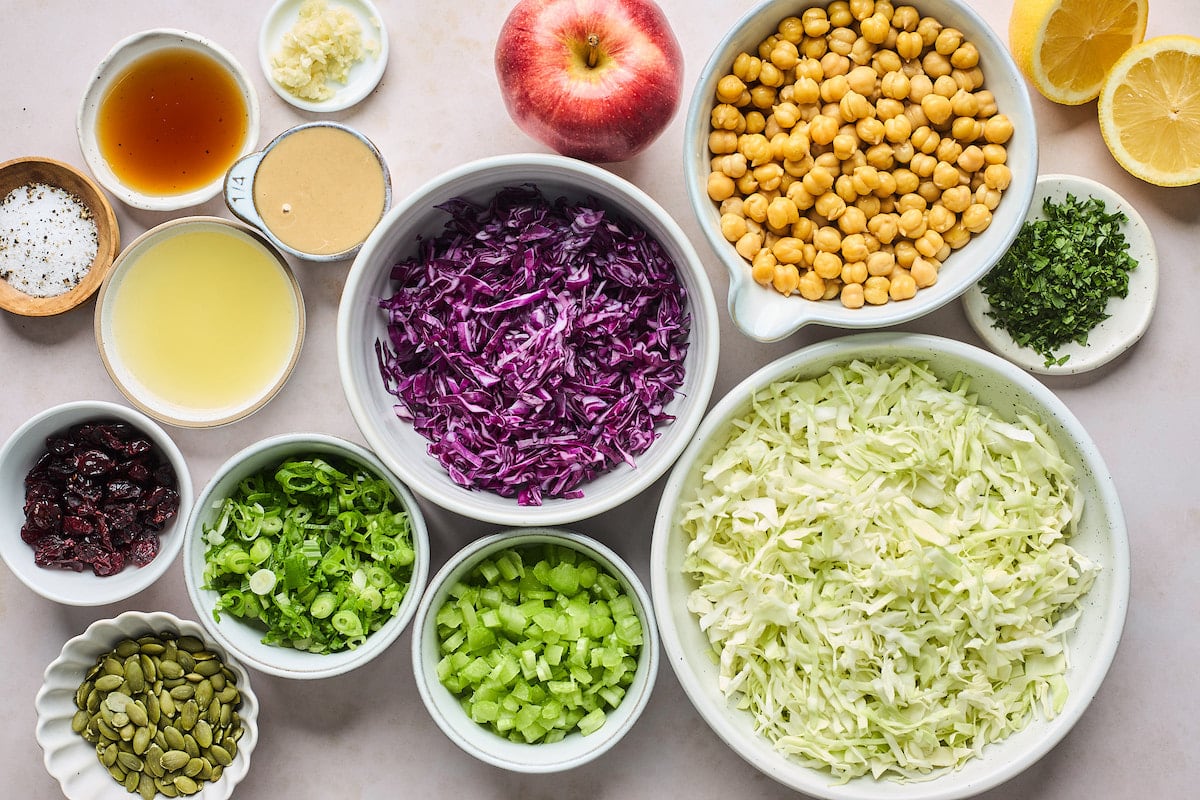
(97, 47, 249, 196)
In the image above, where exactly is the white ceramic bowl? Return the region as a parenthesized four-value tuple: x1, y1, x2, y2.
(337, 153, 720, 526)
(963, 174, 1158, 375)
(35, 611, 258, 800)
(259, 0, 389, 113)
(77, 29, 260, 211)
(684, 0, 1038, 341)
(651, 332, 1129, 799)
(411, 529, 659, 772)
(0, 400, 193, 606)
(183, 433, 429, 679)
(94, 216, 305, 428)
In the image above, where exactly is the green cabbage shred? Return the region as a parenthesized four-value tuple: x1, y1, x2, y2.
(679, 359, 1098, 782)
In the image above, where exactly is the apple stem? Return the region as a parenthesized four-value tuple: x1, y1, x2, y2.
(586, 33, 599, 68)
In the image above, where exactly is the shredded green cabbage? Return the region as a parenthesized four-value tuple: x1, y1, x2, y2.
(679, 359, 1098, 782)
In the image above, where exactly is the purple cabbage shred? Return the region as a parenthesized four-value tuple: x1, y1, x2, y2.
(375, 185, 691, 506)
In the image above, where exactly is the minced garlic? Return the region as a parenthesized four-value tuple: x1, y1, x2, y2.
(271, 0, 378, 101)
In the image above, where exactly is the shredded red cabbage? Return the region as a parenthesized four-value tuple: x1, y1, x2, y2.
(375, 185, 690, 506)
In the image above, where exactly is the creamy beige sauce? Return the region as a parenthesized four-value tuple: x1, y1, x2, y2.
(253, 125, 385, 255)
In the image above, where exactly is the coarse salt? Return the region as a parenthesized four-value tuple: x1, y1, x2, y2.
(0, 181, 99, 297)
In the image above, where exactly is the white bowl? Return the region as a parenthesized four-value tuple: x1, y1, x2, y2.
(0, 400, 193, 606)
(94, 216, 306, 429)
(77, 29, 260, 211)
(684, 0, 1038, 341)
(963, 174, 1158, 375)
(411, 529, 659, 772)
(337, 152, 720, 526)
(259, 0, 389, 113)
(183, 433, 429, 679)
(651, 332, 1129, 799)
(35, 611, 259, 800)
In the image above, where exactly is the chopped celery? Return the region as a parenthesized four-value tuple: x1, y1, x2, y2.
(434, 543, 643, 743)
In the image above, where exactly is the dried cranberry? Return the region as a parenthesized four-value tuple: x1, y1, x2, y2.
(21, 417, 178, 577)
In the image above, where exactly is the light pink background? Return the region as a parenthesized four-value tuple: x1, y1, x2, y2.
(2, 1, 1196, 797)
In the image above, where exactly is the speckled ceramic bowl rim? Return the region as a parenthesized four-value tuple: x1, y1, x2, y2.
(93, 216, 305, 429)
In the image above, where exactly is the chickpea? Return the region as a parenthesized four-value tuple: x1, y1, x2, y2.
(952, 66, 984, 92)
(902, 103, 929, 131)
(801, 34, 829, 59)
(898, 207, 927, 237)
(956, 144, 985, 173)
(802, 7, 831, 37)
(759, 34, 780, 60)
(849, 37, 876, 66)
(814, 151, 844, 174)
(720, 212, 749, 242)
(751, 85, 778, 109)
(883, 114, 913, 143)
(767, 196, 801, 229)
(839, 90, 873, 120)
(910, 256, 938, 287)
(891, 4, 919, 31)
(791, 216, 817, 241)
(771, 40, 800, 71)
(811, 250, 842, 279)
(707, 171, 735, 201)
(709, 129, 739, 155)
(865, 142, 895, 170)
(921, 93, 953, 126)
(850, 165, 881, 193)
(933, 75, 959, 99)
(813, 225, 843, 252)
(889, 271, 917, 300)
(743, 192, 769, 222)
(841, 258, 869, 284)
(935, 137, 963, 164)
(914, 229, 944, 257)
(827, 0, 853, 26)
(733, 53, 762, 82)
(778, 15, 805, 43)
(922, 50, 952, 79)
(714, 152, 749, 178)
(984, 163, 1012, 190)
(786, 179, 816, 208)
(927, 203, 955, 232)
(949, 89, 979, 118)
(751, 249, 777, 285)
(841, 282, 866, 308)
(855, 117, 886, 146)
(896, 30, 923, 60)
(772, 263, 802, 294)
(880, 70, 910, 100)
(874, 48, 903, 75)
(910, 152, 937, 177)
(834, 173, 857, 203)
(866, 249, 896, 277)
(735, 230, 764, 259)
(983, 114, 1014, 144)
(791, 78, 820, 106)
(975, 185, 1003, 210)
(917, 179, 941, 203)
(815, 191, 847, 220)
(712, 104, 744, 130)
(753, 162, 785, 191)
(868, 212, 900, 243)
(863, 275, 891, 304)
(911, 125, 939, 154)
(829, 133, 856, 161)
(982, 143, 1007, 165)
(744, 111, 767, 134)
(908, 74, 933, 103)
(841, 66, 874, 96)
(950, 42, 979, 70)
(861, 12, 890, 43)
(872, 170, 898, 198)
(839, 206, 869, 235)
(840, 232, 870, 261)
(974, 90, 998, 117)
(772, 236, 806, 264)
(809, 114, 839, 146)
(932, 160, 960, 190)
(892, 168, 920, 194)
(802, 164, 836, 196)
(915, 15, 941, 44)
(797, 269, 826, 300)
(716, 75, 747, 104)
(943, 221, 970, 248)
(821, 50, 852, 77)
(962, 203, 992, 233)
(951, 116, 983, 143)
(876, 97, 906, 119)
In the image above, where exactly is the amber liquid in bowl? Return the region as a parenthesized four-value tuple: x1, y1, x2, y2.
(97, 48, 248, 196)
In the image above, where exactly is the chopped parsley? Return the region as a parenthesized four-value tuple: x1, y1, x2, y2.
(979, 193, 1139, 367)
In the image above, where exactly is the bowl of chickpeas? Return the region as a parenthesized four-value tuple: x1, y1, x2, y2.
(686, 0, 1036, 341)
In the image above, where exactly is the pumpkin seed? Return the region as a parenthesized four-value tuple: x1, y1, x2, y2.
(192, 719, 213, 749)
(132, 726, 151, 756)
(163, 725, 186, 751)
(210, 765, 223, 783)
(208, 743, 232, 766)
(154, 776, 179, 798)
(173, 775, 200, 795)
(177, 651, 196, 674)
(138, 641, 165, 655)
(138, 773, 157, 800)
(95, 717, 119, 741)
(75, 681, 91, 709)
(120, 722, 136, 741)
(116, 639, 140, 659)
(145, 744, 166, 778)
(208, 672, 225, 692)
(101, 743, 119, 767)
(102, 656, 124, 677)
(127, 700, 149, 728)
(183, 733, 200, 759)
(107, 763, 127, 783)
(160, 749, 191, 772)
(111, 711, 130, 729)
(194, 680, 213, 710)
(170, 684, 195, 701)
(125, 660, 145, 694)
(94, 674, 125, 692)
(117, 751, 144, 772)
(158, 660, 183, 680)
(71, 709, 90, 733)
(193, 659, 222, 677)
(159, 689, 176, 718)
(177, 636, 205, 653)
(179, 699, 199, 731)
(123, 768, 141, 793)
(184, 757, 205, 778)
(146, 692, 161, 726)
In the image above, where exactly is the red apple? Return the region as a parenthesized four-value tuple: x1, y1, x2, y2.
(494, 0, 684, 163)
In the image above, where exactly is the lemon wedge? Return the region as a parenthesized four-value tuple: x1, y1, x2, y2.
(1098, 35, 1200, 186)
(1009, 0, 1147, 105)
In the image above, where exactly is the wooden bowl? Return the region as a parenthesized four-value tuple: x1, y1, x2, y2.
(0, 156, 119, 316)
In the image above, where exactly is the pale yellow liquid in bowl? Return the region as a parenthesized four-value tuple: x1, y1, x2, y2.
(108, 226, 301, 420)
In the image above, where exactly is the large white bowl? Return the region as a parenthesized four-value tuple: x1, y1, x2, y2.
(77, 29, 260, 212)
(337, 153, 720, 526)
(684, 0, 1038, 341)
(651, 332, 1129, 799)
(35, 610, 259, 800)
(411, 529, 659, 772)
(0, 400, 193, 606)
(183, 433, 429, 679)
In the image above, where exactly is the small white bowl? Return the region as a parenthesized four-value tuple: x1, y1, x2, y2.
(684, 0, 1037, 341)
(0, 400, 192, 606)
(183, 433, 429, 679)
(94, 216, 306, 429)
(963, 174, 1158, 375)
(411, 529, 659, 772)
(77, 29, 260, 211)
(337, 152, 720, 527)
(259, 0, 389, 113)
(652, 332, 1129, 798)
(36, 611, 259, 800)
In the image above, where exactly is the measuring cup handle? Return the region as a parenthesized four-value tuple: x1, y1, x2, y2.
(223, 151, 266, 227)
